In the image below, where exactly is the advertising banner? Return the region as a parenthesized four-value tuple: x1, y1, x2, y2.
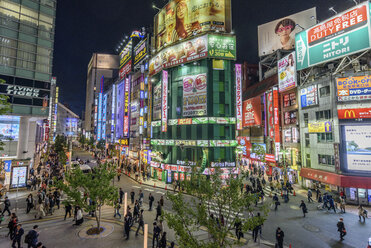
(266, 91, 274, 138)
(208, 35, 236, 59)
(242, 96, 261, 127)
(235, 64, 242, 130)
(278, 52, 297, 92)
(153, 83, 162, 120)
(273, 87, 280, 160)
(300, 85, 318, 108)
(296, 3, 371, 70)
(162, 71, 168, 132)
(258, 8, 316, 57)
(344, 125, 371, 171)
(134, 38, 148, 66)
(338, 108, 371, 119)
(123, 76, 131, 137)
(11, 166, 27, 188)
(336, 75, 371, 101)
(308, 121, 332, 133)
(119, 40, 132, 68)
(183, 73, 207, 117)
(154, 0, 230, 51)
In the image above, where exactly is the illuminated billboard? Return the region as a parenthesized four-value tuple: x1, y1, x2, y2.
(300, 85, 317, 108)
(242, 96, 261, 127)
(278, 52, 297, 92)
(344, 125, 371, 171)
(336, 75, 371, 101)
(154, 0, 231, 51)
(183, 73, 207, 117)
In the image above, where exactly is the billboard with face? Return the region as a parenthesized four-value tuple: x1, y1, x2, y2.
(278, 52, 297, 92)
(154, 0, 231, 51)
(183, 73, 207, 117)
(258, 8, 316, 56)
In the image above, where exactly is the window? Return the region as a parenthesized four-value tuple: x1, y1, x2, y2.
(306, 154, 311, 167)
(320, 86, 330, 97)
(316, 110, 331, 120)
(283, 92, 296, 107)
(18, 42, 36, 53)
(317, 133, 333, 143)
(39, 13, 53, 24)
(0, 56, 16, 66)
(0, 46, 16, 57)
(303, 113, 308, 127)
(305, 133, 310, 147)
(318, 154, 335, 165)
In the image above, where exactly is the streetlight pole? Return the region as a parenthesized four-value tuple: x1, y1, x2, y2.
(15, 176, 19, 214)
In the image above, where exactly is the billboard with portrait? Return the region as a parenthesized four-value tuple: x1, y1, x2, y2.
(258, 8, 316, 56)
(183, 73, 207, 117)
(343, 125, 371, 171)
(278, 52, 297, 92)
(336, 75, 371, 101)
(153, 83, 162, 121)
(154, 0, 231, 51)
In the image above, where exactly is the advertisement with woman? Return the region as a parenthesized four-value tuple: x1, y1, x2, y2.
(258, 8, 316, 56)
(278, 52, 297, 92)
(155, 0, 229, 51)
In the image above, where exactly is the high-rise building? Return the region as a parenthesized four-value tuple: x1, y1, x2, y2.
(0, 0, 57, 166)
(84, 53, 119, 137)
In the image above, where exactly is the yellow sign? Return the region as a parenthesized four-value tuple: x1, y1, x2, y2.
(308, 121, 332, 133)
(118, 139, 129, 146)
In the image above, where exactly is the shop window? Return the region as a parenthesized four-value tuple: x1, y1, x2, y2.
(317, 133, 333, 143)
(320, 86, 330, 97)
(315, 110, 331, 120)
(284, 111, 297, 125)
(318, 154, 335, 165)
(283, 92, 296, 107)
(305, 133, 310, 147)
(303, 113, 308, 127)
(306, 154, 311, 168)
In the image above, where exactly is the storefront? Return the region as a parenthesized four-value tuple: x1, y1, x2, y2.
(300, 167, 371, 205)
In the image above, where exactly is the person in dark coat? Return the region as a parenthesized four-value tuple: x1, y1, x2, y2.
(276, 227, 284, 248)
(300, 200, 307, 217)
(337, 218, 346, 241)
(148, 193, 154, 211)
(159, 232, 167, 248)
(155, 201, 162, 221)
(27, 225, 39, 248)
(12, 224, 24, 248)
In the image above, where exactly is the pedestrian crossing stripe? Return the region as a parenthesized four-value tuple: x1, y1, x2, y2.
(156, 191, 165, 195)
(144, 189, 154, 192)
(132, 186, 141, 189)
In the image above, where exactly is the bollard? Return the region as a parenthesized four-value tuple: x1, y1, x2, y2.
(154, 183, 156, 188)
(165, 185, 167, 190)
(293, 190, 296, 196)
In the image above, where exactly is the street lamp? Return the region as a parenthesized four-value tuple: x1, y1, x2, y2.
(152, 4, 161, 11)
(329, 7, 338, 15)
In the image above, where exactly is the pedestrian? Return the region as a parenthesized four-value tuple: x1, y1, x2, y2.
(252, 213, 261, 242)
(35, 199, 45, 219)
(124, 213, 131, 240)
(133, 201, 139, 222)
(139, 190, 144, 206)
(135, 209, 144, 236)
(234, 218, 243, 241)
(119, 188, 124, 204)
(152, 222, 161, 248)
(2, 196, 11, 216)
(148, 193, 154, 211)
(275, 227, 284, 248)
(300, 200, 307, 217)
(159, 232, 167, 248)
(64, 202, 72, 220)
(337, 218, 346, 241)
(159, 219, 164, 235)
(26, 194, 34, 214)
(339, 197, 346, 213)
(130, 190, 135, 205)
(25, 225, 39, 248)
(358, 205, 366, 222)
(114, 202, 121, 219)
(307, 189, 313, 203)
(160, 196, 164, 207)
(117, 168, 121, 181)
(73, 207, 84, 226)
(7, 213, 17, 239)
(11, 224, 24, 248)
(273, 193, 280, 211)
(155, 201, 162, 221)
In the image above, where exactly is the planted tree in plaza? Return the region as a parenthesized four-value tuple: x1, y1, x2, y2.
(57, 162, 118, 234)
(0, 81, 11, 154)
(164, 166, 268, 248)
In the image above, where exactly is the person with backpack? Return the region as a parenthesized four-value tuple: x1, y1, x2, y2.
(273, 193, 280, 211)
(2, 196, 11, 216)
(25, 225, 39, 248)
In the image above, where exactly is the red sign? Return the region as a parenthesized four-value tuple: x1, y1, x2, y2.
(308, 5, 367, 45)
(178, 118, 192, 125)
(243, 96, 261, 127)
(273, 88, 280, 143)
(267, 92, 274, 139)
(338, 108, 371, 119)
(119, 61, 132, 80)
(265, 154, 276, 163)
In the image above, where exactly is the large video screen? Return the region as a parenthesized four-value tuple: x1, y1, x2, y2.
(344, 125, 371, 171)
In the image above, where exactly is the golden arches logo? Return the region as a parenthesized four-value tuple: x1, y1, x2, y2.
(344, 110, 356, 118)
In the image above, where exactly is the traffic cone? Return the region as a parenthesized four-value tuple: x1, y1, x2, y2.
(129, 172, 130, 177)
(165, 185, 167, 190)
(140, 181, 142, 185)
(293, 190, 296, 196)
(281, 191, 283, 197)
(154, 183, 156, 188)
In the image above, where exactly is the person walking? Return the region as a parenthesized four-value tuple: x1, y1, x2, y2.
(26, 194, 34, 214)
(73, 207, 84, 226)
(159, 232, 167, 248)
(160, 196, 164, 207)
(337, 218, 346, 241)
(139, 190, 144, 207)
(273, 194, 280, 211)
(130, 190, 135, 205)
(148, 193, 154, 211)
(339, 197, 346, 213)
(252, 213, 262, 243)
(276, 227, 284, 248)
(135, 209, 144, 236)
(11, 224, 24, 248)
(2, 196, 11, 216)
(7, 213, 17, 240)
(26, 225, 39, 248)
(155, 201, 162, 221)
(124, 213, 131, 240)
(359, 205, 366, 223)
(152, 222, 161, 248)
(307, 189, 313, 203)
(119, 188, 124, 204)
(234, 218, 243, 241)
(114, 202, 121, 219)
(35, 199, 45, 219)
(64, 202, 72, 220)
(300, 200, 308, 217)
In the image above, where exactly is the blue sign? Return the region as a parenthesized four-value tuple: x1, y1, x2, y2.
(324, 121, 332, 132)
(4, 160, 11, 172)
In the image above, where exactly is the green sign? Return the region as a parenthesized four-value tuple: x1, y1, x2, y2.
(296, 2, 371, 70)
(208, 35, 236, 60)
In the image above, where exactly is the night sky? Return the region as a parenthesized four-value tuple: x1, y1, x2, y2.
(53, 0, 357, 117)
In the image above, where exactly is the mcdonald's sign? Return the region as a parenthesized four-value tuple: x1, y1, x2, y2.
(338, 108, 371, 119)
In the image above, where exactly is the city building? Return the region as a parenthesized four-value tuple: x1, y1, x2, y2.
(55, 102, 79, 137)
(84, 53, 119, 138)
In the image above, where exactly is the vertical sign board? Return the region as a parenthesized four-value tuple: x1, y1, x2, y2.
(273, 87, 280, 160)
(111, 85, 116, 142)
(266, 91, 274, 139)
(123, 76, 131, 137)
(97, 76, 104, 140)
(296, 2, 371, 70)
(278, 52, 297, 92)
(162, 70, 168, 132)
(235, 64, 242, 130)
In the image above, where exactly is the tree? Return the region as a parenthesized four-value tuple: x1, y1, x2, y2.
(0, 80, 11, 154)
(78, 134, 86, 146)
(57, 162, 118, 233)
(164, 166, 268, 248)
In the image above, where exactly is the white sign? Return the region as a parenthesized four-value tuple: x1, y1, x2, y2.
(258, 8, 317, 56)
(278, 52, 297, 92)
(161, 70, 168, 132)
(6, 85, 40, 97)
(344, 125, 371, 171)
(235, 64, 242, 130)
(11, 166, 27, 188)
(183, 73, 207, 117)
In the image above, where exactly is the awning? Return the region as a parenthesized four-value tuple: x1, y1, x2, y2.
(300, 168, 371, 188)
(243, 75, 278, 100)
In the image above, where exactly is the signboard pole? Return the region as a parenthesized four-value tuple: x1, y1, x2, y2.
(15, 176, 19, 214)
(144, 224, 148, 248)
